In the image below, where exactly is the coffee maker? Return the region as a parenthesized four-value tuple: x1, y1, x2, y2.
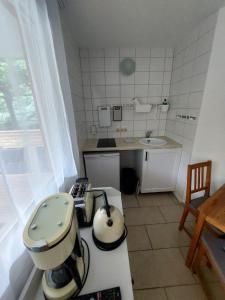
(23, 193, 85, 300)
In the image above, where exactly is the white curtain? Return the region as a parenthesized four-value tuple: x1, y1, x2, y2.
(0, 0, 78, 298)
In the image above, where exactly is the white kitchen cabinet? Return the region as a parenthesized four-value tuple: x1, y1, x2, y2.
(137, 149, 181, 193)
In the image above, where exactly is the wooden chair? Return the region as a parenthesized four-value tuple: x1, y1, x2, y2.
(192, 231, 225, 292)
(179, 160, 212, 237)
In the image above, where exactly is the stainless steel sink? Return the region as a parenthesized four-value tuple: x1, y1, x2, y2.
(139, 137, 167, 146)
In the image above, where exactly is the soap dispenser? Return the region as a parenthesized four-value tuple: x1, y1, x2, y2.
(160, 99, 169, 113)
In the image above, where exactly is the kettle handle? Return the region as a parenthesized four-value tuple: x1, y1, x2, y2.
(86, 189, 111, 218)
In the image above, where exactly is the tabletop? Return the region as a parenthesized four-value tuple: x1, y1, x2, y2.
(199, 183, 225, 232)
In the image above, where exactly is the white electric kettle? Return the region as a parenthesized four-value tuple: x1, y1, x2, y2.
(92, 190, 127, 251)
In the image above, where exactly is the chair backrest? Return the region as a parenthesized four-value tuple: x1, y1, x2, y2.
(186, 160, 212, 204)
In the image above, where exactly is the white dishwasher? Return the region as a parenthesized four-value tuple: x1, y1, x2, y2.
(84, 153, 120, 190)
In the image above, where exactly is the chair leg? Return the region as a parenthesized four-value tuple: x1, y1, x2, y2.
(206, 259, 212, 269)
(179, 206, 189, 231)
(192, 242, 206, 274)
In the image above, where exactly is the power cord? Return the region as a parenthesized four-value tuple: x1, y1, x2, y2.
(71, 237, 90, 299)
(80, 237, 90, 289)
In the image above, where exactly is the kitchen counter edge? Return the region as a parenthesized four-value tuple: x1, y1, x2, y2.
(82, 136, 182, 152)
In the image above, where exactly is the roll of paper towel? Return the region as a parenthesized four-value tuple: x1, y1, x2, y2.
(136, 104, 152, 112)
(133, 97, 152, 113)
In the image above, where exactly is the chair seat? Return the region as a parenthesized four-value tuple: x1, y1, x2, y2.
(189, 196, 206, 210)
(202, 232, 225, 283)
(188, 196, 222, 236)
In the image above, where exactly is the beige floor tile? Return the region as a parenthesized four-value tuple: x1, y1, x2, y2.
(165, 284, 207, 300)
(124, 207, 165, 226)
(127, 226, 151, 251)
(146, 223, 190, 249)
(185, 221, 196, 235)
(179, 247, 219, 283)
(134, 288, 167, 300)
(198, 260, 220, 284)
(205, 283, 225, 300)
(129, 248, 196, 289)
(168, 193, 180, 205)
(122, 194, 139, 208)
(179, 246, 189, 260)
(159, 205, 195, 223)
(138, 193, 176, 207)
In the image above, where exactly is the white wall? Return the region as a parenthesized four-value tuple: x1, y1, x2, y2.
(166, 12, 218, 201)
(191, 7, 225, 193)
(60, 12, 87, 175)
(80, 48, 173, 138)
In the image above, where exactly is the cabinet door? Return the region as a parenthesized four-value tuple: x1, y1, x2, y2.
(141, 150, 180, 193)
(85, 154, 120, 190)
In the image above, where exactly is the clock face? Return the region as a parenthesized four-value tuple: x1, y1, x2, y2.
(119, 57, 136, 76)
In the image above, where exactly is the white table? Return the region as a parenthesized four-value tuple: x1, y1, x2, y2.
(20, 188, 134, 300)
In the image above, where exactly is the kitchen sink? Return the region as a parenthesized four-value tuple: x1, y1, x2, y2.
(139, 137, 167, 146)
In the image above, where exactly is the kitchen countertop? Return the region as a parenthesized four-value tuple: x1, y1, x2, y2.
(82, 136, 182, 152)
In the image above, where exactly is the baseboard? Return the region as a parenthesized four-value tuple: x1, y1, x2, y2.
(173, 191, 184, 203)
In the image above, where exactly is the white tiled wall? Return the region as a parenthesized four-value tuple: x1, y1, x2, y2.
(80, 48, 173, 138)
(166, 12, 218, 201)
(60, 16, 87, 175)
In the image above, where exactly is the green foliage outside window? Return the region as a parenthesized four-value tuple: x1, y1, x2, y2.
(0, 59, 39, 130)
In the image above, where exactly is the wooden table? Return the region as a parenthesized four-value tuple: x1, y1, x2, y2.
(186, 183, 225, 267)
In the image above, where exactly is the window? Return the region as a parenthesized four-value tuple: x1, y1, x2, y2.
(0, 56, 52, 238)
(0, 59, 38, 130)
(0, 1, 77, 298)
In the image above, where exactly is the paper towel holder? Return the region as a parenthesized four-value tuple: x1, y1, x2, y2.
(132, 97, 152, 113)
(98, 106, 111, 127)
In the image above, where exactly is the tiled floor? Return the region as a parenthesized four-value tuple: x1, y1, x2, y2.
(122, 192, 224, 300)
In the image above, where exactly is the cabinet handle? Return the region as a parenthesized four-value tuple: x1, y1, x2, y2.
(145, 151, 148, 161)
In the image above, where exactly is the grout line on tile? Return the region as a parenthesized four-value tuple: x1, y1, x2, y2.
(135, 193, 142, 207)
(158, 206, 168, 223)
(164, 287, 169, 300)
(144, 224, 153, 249)
(164, 283, 208, 299)
(124, 216, 195, 226)
(133, 287, 169, 299)
(129, 246, 191, 253)
(168, 192, 180, 205)
(122, 205, 140, 209)
(133, 282, 205, 291)
(125, 220, 167, 226)
(124, 218, 168, 226)
(128, 246, 189, 254)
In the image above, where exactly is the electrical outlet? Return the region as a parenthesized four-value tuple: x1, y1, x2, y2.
(120, 128, 127, 132)
(116, 127, 128, 132)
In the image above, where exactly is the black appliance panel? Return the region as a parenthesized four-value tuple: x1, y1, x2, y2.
(97, 138, 116, 148)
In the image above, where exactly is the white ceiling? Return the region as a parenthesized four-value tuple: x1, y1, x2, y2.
(63, 0, 224, 47)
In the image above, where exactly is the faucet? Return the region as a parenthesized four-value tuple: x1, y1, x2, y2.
(145, 130, 152, 138)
